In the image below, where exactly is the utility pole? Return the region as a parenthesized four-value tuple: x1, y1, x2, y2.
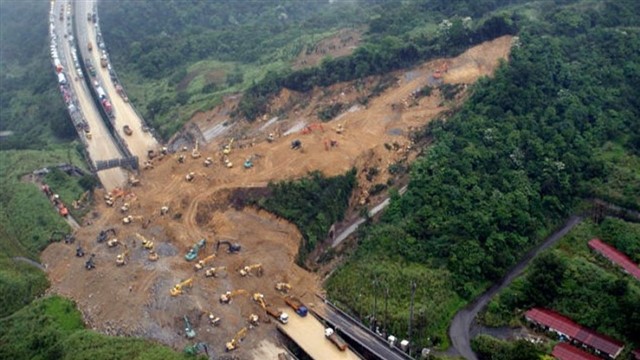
(408, 281, 416, 356)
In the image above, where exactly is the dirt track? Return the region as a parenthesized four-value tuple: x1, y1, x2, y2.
(42, 36, 514, 359)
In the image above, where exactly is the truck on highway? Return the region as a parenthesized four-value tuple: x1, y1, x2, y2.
(266, 307, 289, 324)
(101, 98, 113, 116)
(123, 125, 133, 136)
(96, 86, 106, 100)
(86, 59, 96, 77)
(57, 72, 67, 85)
(100, 54, 108, 68)
(88, 41, 93, 52)
(115, 84, 129, 102)
(284, 296, 308, 317)
(325, 328, 347, 351)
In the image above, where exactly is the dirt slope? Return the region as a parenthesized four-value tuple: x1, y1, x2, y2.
(42, 35, 515, 359)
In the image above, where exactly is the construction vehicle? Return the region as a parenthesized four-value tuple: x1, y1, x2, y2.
(266, 133, 275, 143)
(191, 140, 201, 159)
(85, 254, 96, 270)
(208, 313, 221, 326)
(185, 238, 206, 261)
(185, 172, 195, 182)
(284, 296, 308, 317)
(184, 342, 208, 356)
(76, 245, 85, 257)
(120, 202, 130, 213)
(203, 157, 213, 167)
(301, 123, 324, 135)
(148, 250, 159, 261)
(170, 278, 194, 296)
(216, 240, 241, 254)
(107, 238, 119, 247)
(335, 123, 345, 134)
(135, 233, 154, 250)
(225, 327, 247, 352)
(205, 266, 227, 278)
(50, 231, 75, 244)
(122, 215, 144, 225)
(325, 327, 348, 351)
(219, 289, 247, 304)
(177, 154, 186, 164)
(248, 313, 260, 326)
(194, 254, 216, 271)
(223, 157, 233, 168)
(253, 293, 289, 324)
(223, 138, 234, 155)
(239, 263, 263, 277)
(183, 315, 196, 339)
(128, 175, 140, 186)
(291, 139, 302, 150)
(58, 204, 69, 217)
(275, 282, 292, 293)
(97, 228, 116, 243)
(160, 206, 170, 215)
(116, 246, 129, 266)
(244, 157, 253, 169)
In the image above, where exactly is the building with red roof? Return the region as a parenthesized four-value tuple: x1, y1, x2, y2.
(588, 238, 640, 281)
(525, 308, 624, 359)
(552, 343, 601, 360)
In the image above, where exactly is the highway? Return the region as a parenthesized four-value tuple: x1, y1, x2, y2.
(313, 300, 414, 360)
(75, 0, 159, 160)
(51, 0, 126, 190)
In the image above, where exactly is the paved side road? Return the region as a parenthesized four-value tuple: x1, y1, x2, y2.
(449, 215, 583, 360)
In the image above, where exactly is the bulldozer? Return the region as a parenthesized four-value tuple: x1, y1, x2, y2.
(275, 282, 292, 293)
(191, 141, 201, 159)
(194, 254, 216, 271)
(205, 266, 227, 278)
(223, 138, 234, 155)
(225, 327, 247, 352)
(183, 315, 196, 339)
(216, 240, 241, 254)
(185, 238, 206, 261)
(97, 228, 116, 243)
(219, 289, 247, 304)
(170, 278, 194, 296)
(239, 263, 263, 277)
(116, 245, 129, 266)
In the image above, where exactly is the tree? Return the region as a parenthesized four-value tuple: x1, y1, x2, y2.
(524, 251, 567, 306)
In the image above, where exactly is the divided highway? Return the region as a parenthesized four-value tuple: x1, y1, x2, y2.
(51, 0, 126, 190)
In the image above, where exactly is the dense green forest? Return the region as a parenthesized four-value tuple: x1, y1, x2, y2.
(482, 218, 640, 348)
(326, 0, 640, 351)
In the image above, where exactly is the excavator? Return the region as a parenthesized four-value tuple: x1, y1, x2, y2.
(219, 289, 247, 304)
(76, 244, 85, 257)
(223, 138, 234, 155)
(191, 140, 201, 159)
(85, 254, 96, 270)
(96, 228, 116, 243)
(185, 239, 206, 261)
(107, 238, 120, 247)
(239, 263, 263, 277)
(205, 266, 227, 278)
(183, 315, 196, 339)
(170, 278, 194, 296)
(203, 157, 214, 167)
(216, 240, 241, 254)
(194, 254, 216, 271)
(135, 233, 154, 250)
(148, 250, 159, 261)
(116, 245, 129, 266)
(253, 292, 289, 324)
(248, 313, 260, 326)
(50, 231, 75, 244)
(208, 312, 221, 326)
(225, 327, 247, 352)
(122, 215, 144, 225)
(275, 282, 292, 293)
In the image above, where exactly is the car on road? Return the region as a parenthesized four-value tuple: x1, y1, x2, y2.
(123, 125, 133, 136)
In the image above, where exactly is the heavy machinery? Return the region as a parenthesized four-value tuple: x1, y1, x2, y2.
(170, 278, 194, 296)
(284, 296, 308, 317)
(205, 266, 227, 278)
(128, 175, 140, 187)
(203, 157, 213, 167)
(275, 282, 292, 293)
(97, 228, 116, 243)
(87, 41, 93, 52)
(120, 202, 130, 213)
(239, 263, 263, 277)
(208, 313, 221, 326)
(216, 240, 241, 254)
(76, 245, 85, 257)
(291, 139, 302, 150)
(85, 254, 96, 270)
(116, 246, 129, 266)
(325, 328, 348, 351)
(243, 157, 253, 169)
(183, 315, 196, 339)
(184, 239, 206, 261)
(135, 233, 154, 250)
(253, 293, 289, 324)
(248, 313, 260, 326)
(225, 327, 247, 352)
(185, 172, 195, 182)
(50, 231, 75, 244)
(148, 250, 159, 261)
(194, 254, 216, 271)
(107, 238, 120, 247)
(184, 342, 208, 357)
(223, 138, 234, 155)
(122, 215, 144, 225)
(219, 289, 247, 304)
(191, 140, 201, 159)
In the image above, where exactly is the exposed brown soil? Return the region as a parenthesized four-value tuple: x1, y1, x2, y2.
(42, 35, 515, 359)
(292, 28, 364, 70)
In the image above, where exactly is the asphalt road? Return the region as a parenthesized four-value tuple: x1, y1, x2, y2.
(448, 215, 584, 360)
(314, 301, 413, 360)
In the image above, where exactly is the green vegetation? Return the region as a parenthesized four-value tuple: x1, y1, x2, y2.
(482, 218, 640, 348)
(328, 0, 640, 351)
(0, 296, 198, 360)
(241, 170, 356, 261)
(471, 334, 545, 360)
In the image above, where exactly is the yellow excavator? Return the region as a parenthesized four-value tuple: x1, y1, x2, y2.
(170, 278, 194, 296)
(225, 327, 247, 352)
(194, 254, 216, 271)
(223, 138, 234, 155)
(239, 263, 263, 277)
(191, 140, 201, 159)
(219, 289, 247, 304)
(122, 215, 144, 225)
(116, 245, 129, 266)
(135, 233, 154, 250)
(275, 282, 292, 293)
(205, 266, 227, 278)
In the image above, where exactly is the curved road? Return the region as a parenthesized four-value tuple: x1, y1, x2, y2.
(12, 257, 46, 271)
(449, 215, 583, 360)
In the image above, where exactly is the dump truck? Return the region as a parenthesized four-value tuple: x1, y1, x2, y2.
(284, 296, 308, 317)
(325, 328, 347, 351)
(266, 308, 289, 324)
